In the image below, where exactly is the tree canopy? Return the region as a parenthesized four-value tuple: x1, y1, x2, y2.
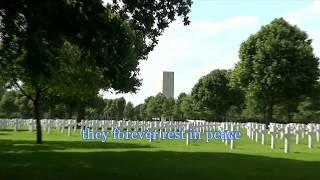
(191, 69, 244, 120)
(231, 18, 319, 123)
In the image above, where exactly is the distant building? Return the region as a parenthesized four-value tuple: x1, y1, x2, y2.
(162, 71, 174, 98)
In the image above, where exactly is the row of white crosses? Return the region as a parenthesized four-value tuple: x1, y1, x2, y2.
(0, 118, 33, 131)
(36, 119, 78, 136)
(0, 119, 78, 136)
(245, 122, 320, 153)
(246, 122, 268, 145)
(3, 119, 319, 152)
(0, 119, 217, 133)
(0, 119, 242, 149)
(78, 120, 189, 133)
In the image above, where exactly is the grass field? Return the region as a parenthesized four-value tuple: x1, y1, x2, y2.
(0, 129, 320, 180)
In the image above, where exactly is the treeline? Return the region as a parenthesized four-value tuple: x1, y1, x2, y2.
(0, 87, 187, 121)
(0, 88, 183, 121)
(2, 74, 319, 123)
(0, 88, 136, 121)
(167, 70, 320, 123)
(136, 71, 320, 123)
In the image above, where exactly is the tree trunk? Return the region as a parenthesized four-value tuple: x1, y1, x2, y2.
(266, 102, 273, 124)
(33, 90, 42, 144)
(77, 104, 85, 123)
(286, 103, 293, 123)
(263, 105, 267, 123)
(66, 104, 74, 119)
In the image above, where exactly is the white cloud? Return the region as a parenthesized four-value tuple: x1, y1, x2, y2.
(283, 0, 320, 57)
(181, 16, 259, 37)
(193, 53, 239, 79)
(309, 28, 320, 57)
(283, 0, 320, 25)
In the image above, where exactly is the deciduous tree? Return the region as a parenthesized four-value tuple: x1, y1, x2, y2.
(231, 18, 319, 123)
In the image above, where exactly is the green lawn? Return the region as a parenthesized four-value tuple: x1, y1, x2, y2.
(0, 129, 320, 180)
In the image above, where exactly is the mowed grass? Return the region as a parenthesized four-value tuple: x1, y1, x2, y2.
(0, 129, 320, 180)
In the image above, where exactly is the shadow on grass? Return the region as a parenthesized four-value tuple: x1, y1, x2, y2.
(0, 150, 319, 180)
(0, 139, 319, 180)
(0, 140, 152, 152)
(0, 140, 319, 180)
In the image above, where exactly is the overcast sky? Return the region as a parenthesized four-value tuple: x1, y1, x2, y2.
(102, 0, 320, 105)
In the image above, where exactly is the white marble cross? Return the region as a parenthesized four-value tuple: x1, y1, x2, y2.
(307, 124, 314, 149)
(269, 124, 277, 149)
(284, 125, 291, 153)
(260, 124, 266, 145)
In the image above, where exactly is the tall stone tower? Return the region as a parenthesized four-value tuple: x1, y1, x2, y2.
(162, 71, 174, 98)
